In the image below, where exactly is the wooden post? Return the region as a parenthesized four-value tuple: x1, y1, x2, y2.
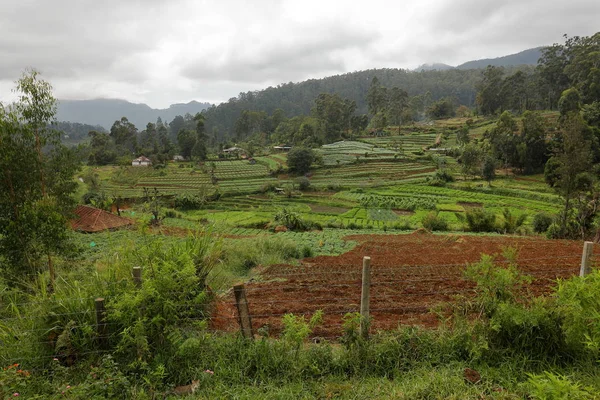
(132, 266, 142, 288)
(360, 256, 371, 340)
(95, 298, 108, 349)
(234, 285, 254, 339)
(580, 241, 594, 277)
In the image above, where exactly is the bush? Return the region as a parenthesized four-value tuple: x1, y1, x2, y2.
(287, 147, 315, 175)
(421, 212, 449, 231)
(164, 209, 181, 219)
(174, 193, 206, 210)
(295, 176, 311, 191)
(546, 222, 563, 239)
(527, 372, 594, 399)
(499, 208, 527, 234)
(532, 213, 553, 233)
(555, 270, 600, 355)
(465, 209, 497, 232)
(274, 208, 321, 231)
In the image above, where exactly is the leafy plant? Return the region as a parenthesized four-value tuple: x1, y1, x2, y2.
(533, 213, 554, 233)
(421, 212, 449, 231)
(465, 209, 496, 232)
(527, 372, 593, 399)
(500, 208, 527, 234)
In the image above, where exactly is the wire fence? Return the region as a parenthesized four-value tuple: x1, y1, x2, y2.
(0, 240, 594, 366)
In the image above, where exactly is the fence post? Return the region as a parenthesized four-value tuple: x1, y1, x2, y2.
(580, 241, 594, 277)
(95, 298, 108, 349)
(234, 285, 254, 339)
(360, 256, 371, 340)
(132, 266, 142, 288)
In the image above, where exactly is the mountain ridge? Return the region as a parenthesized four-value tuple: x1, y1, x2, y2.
(414, 47, 544, 71)
(56, 98, 212, 130)
(57, 46, 545, 130)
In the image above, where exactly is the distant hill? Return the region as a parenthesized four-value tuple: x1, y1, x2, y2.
(414, 63, 454, 72)
(456, 47, 543, 70)
(56, 99, 212, 130)
(414, 47, 544, 72)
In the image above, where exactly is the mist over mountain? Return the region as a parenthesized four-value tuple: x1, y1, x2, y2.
(456, 47, 543, 70)
(414, 63, 454, 71)
(414, 47, 543, 72)
(56, 99, 212, 130)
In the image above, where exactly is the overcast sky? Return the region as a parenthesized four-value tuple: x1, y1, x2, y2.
(1, 0, 599, 109)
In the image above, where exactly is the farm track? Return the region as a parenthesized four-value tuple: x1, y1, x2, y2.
(211, 234, 587, 339)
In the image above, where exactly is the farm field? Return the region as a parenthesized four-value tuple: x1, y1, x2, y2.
(211, 233, 587, 338)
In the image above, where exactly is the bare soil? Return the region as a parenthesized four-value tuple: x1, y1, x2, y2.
(211, 234, 588, 339)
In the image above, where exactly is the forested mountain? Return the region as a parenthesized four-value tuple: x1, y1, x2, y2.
(56, 99, 211, 130)
(54, 121, 107, 144)
(456, 47, 543, 70)
(202, 65, 534, 138)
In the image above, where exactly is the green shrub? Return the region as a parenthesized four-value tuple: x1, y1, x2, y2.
(527, 372, 593, 399)
(500, 208, 527, 234)
(295, 177, 311, 191)
(546, 222, 563, 239)
(274, 208, 321, 231)
(533, 213, 554, 233)
(465, 209, 496, 232)
(421, 212, 449, 231)
(222, 236, 303, 272)
(174, 193, 206, 210)
(463, 250, 568, 360)
(555, 270, 600, 355)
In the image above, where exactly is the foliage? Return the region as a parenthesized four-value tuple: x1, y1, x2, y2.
(274, 208, 321, 231)
(532, 213, 554, 233)
(554, 270, 600, 355)
(0, 69, 79, 282)
(527, 372, 593, 400)
(426, 97, 456, 119)
(465, 209, 497, 232)
(287, 147, 315, 175)
(499, 208, 527, 234)
(108, 234, 216, 366)
(459, 143, 482, 178)
(481, 155, 496, 185)
(421, 212, 449, 231)
(281, 311, 323, 353)
(295, 176, 311, 191)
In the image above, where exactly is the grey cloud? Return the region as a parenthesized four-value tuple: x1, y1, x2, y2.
(181, 24, 379, 83)
(0, 0, 171, 81)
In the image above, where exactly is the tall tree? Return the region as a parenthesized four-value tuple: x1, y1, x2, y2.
(366, 77, 388, 116)
(177, 129, 197, 159)
(110, 117, 138, 153)
(387, 87, 409, 132)
(548, 113, 594, 235)
(476, 66, 505, 115)
(520, 111, 548, 173)
(0, 70, 79, 286)
(192, 113, 207, 160)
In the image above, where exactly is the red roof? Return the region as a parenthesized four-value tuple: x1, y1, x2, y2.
(71, 205, 133, 233)
(134, 156, 151, 162)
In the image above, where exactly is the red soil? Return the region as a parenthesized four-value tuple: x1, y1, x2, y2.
(211, 234, 589, 339)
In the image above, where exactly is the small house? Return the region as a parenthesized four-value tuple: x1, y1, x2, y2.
(132, 156, 152, 167)
(223, 146, 243, 154)
(273, 144, 292, 152)
(173, 155, 185, 161)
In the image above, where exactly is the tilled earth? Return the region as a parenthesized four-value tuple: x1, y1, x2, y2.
(211, 233, 589, 338)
